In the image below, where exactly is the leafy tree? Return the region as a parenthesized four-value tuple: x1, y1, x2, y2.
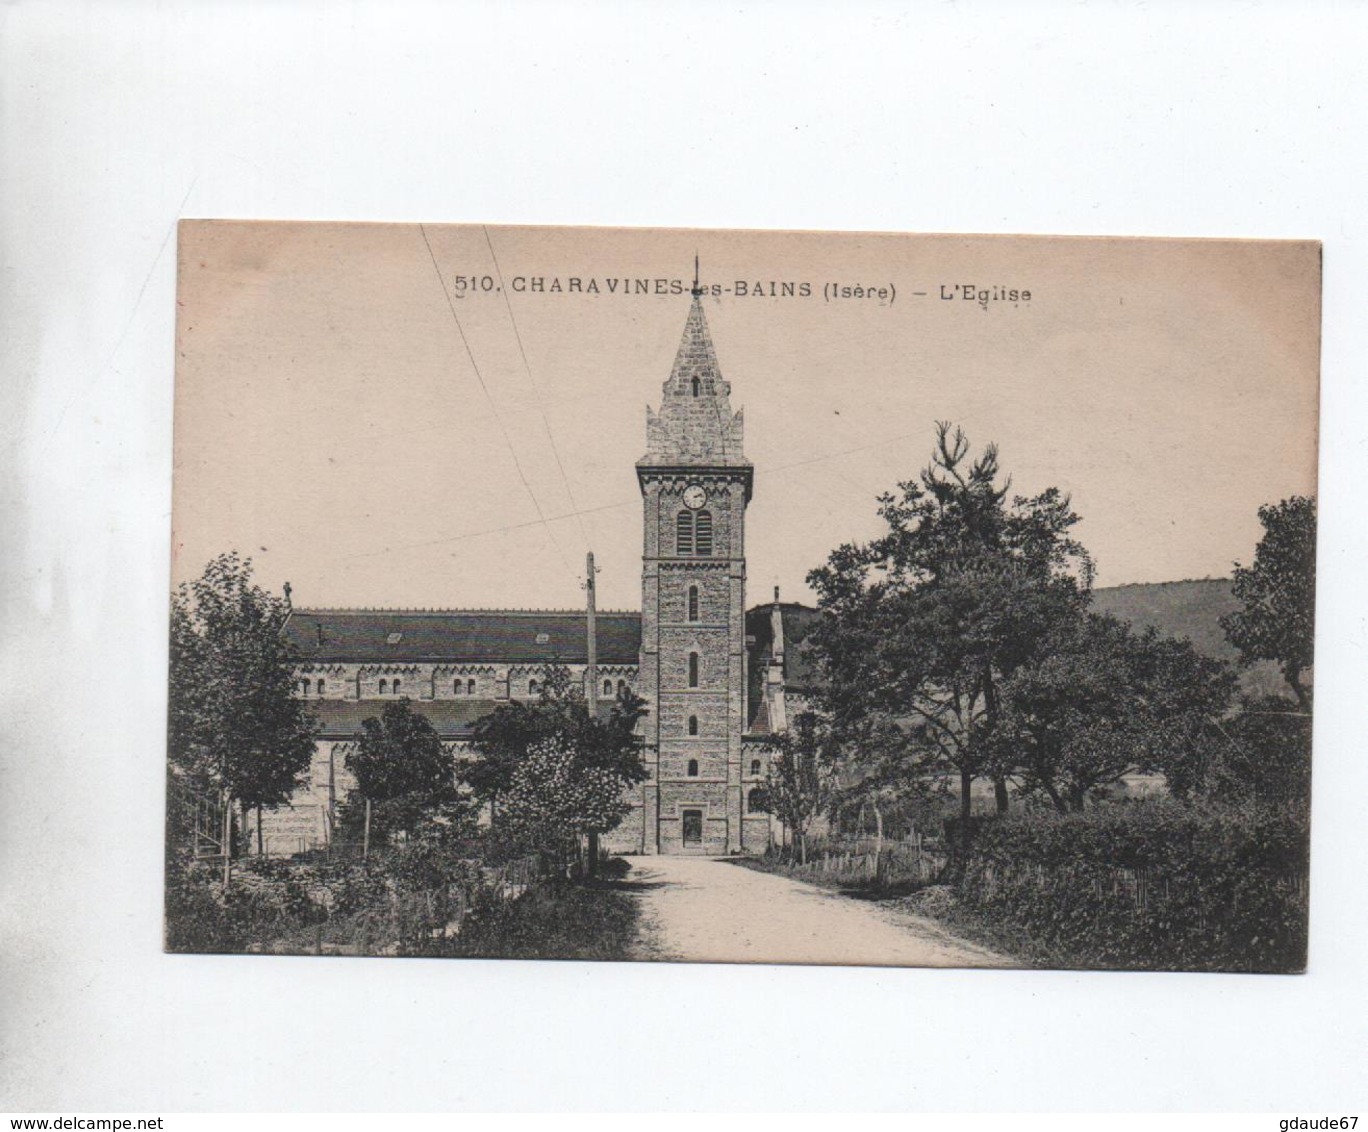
(988, 613, 1235, 811)
(806, 423, 1093, 827)
(1225, 695, 1307, 810)
(500, 739, 635, 871)
(820, 711, 947, 852)
(168, 552, 317, 863)
(465, 665, 580, 823)
(756, 711, 840, 864)
(466, 664, 648, 875)
(1198, 695, 1313, 810)
(1220, 495, 1316, 712)
(339, 699, 468, 847)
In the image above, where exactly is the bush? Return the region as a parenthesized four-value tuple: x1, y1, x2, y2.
(164, 855, 328, 953)
(953, 800, 1308, 972)
(164, 825, 638, 959)
(597, 856, 631, 880)
(419, 878, 638, 961)
(164, 859, 244, 953)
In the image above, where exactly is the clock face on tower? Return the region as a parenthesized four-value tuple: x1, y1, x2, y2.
(682, 484, 708, 510)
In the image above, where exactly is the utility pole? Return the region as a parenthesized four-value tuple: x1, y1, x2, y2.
(586, 551, 598, 717)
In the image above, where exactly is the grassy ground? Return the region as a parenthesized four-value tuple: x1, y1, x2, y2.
(167, 854, 644, 962)
(735, 847, 1306, 973)
(422, 879, 641, 961)
(891, 885, 1045, 967)
(217, 879, 642, 961)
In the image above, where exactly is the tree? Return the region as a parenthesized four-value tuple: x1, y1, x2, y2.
(987, 613, 1235, 811)
(806, 423, 1093, 827)
(339, 699, 468, 848)
(168, 553, 317, 869)
(1220, 495, 1316, 712)
(466, 664, 648, 876)
(500, 738, 636, 872)
(1208, 694, 1312, 807)
(465, 665, 581, 824)
(756, 711, 840, 864)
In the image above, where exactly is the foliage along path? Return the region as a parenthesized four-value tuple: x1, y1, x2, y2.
(623, 856, 1011, 968)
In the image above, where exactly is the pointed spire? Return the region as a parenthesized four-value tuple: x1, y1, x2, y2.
(639, 289, 749, 468)
(665, 295, 726, 402)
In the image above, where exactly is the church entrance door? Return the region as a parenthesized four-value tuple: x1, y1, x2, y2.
(681, 809, 703, 847)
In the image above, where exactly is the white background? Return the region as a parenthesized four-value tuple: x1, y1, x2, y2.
(3, 0, 1367, 1113)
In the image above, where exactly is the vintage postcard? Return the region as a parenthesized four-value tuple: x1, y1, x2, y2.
(167, 221, 1318, 971)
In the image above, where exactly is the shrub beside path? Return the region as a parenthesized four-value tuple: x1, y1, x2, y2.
(623, 856, 1012, 968)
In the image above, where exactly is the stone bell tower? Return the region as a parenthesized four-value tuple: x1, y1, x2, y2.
(636, 274, 753, 854)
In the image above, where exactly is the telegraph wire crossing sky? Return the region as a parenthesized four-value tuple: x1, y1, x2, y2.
(170, 223, 1320, 613)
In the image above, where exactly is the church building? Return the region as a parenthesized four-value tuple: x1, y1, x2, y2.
(266, 288, 814, 856)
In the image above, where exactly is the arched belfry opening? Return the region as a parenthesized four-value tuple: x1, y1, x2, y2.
(637, 272, 754, 856)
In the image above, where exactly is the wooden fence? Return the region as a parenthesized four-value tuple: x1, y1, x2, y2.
(782, 835, 948, 889)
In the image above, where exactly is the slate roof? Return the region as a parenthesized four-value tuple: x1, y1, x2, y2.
(744, 601, 823, 735)
(306, 697, 623, 740)
(306, 698, 501, 740)
(285, 608, 642, 665)
(745, 602, 823, 692)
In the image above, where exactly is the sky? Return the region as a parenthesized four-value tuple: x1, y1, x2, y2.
(172, 221, 1320, 613)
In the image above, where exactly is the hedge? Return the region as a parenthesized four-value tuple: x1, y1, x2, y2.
(952, 801, 1309, 972)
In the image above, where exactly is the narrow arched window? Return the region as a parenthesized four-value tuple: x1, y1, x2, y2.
(687, 585, 699, 621)
(468, 677, 476, 695)
(300, 679, 309, 696)
(688, 715, 698, 736)
(695, 510, 713, 556)
(691, 376, 700, 397)
(529, 678, 539, 696)
(687, 759, 699, 777)
(316, 678, 325, 696)
(688, 652, 699, 688)
(617, 679, 627, 696)
(603, 678, 613, 696)
(750, 759, 761, 776)
(454, 678, 461, 695)
(676, 510, 694, 556)
(378, 678, 388, 695)
(392, 678, 401, 695)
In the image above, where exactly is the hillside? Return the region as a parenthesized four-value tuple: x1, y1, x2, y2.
(1091, 578, 1285, 697)
(1092, 579, 1240, 662)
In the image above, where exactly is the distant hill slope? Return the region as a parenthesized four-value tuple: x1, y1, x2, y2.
(1092, 579, 1240, 662)
(1091, 578, 1285, 697)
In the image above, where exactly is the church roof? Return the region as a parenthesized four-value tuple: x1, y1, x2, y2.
(744, 601, 823, 735)
(745, 601, 823, 694)
(746, 697, 773, 736)
(668, 296, 726, 401)
(307, 698, 502, 740)
(285, 608, 642, 665)
(305, 697, 623, 741)
(639, 295, 749, 469)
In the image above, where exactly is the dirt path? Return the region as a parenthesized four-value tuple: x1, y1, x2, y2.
(622, 855, 1011, 968)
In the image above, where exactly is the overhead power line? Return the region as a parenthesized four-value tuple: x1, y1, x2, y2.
(417, 223, 575, 583)
(483, 226, 592, 552)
